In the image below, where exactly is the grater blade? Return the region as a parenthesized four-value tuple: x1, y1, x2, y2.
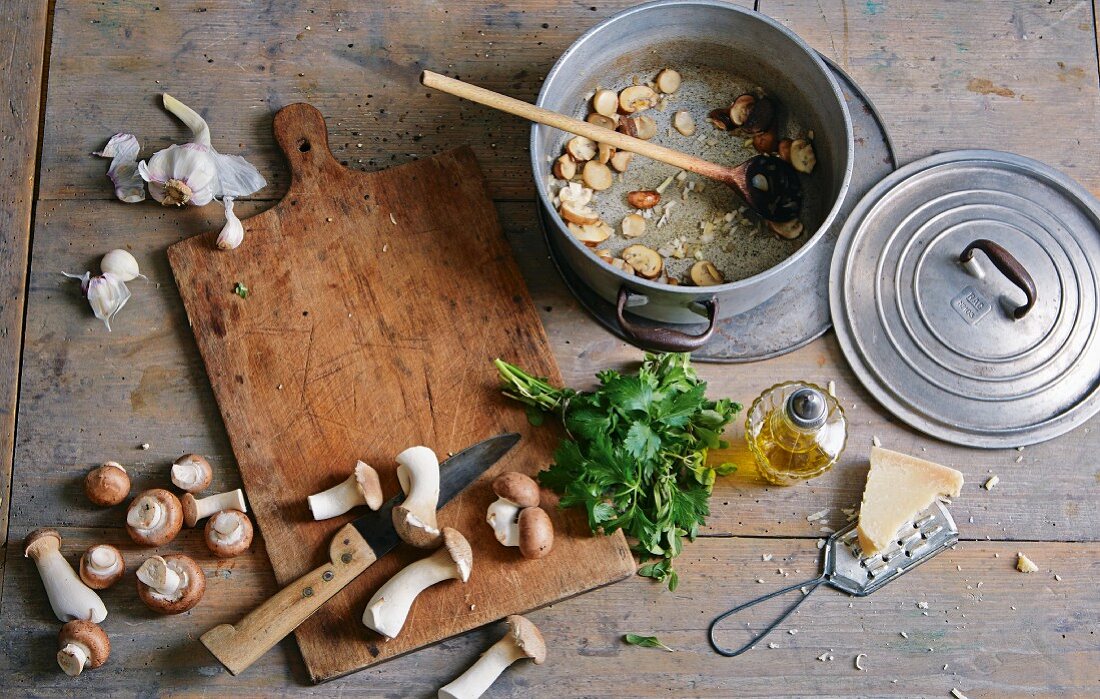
(825, 500, 959, 596)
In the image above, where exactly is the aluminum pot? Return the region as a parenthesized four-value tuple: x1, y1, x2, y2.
(531, 0, 853, 351)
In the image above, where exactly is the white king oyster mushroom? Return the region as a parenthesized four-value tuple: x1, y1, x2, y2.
(138, 94, 266, 208)
(93, 133, 146, 203)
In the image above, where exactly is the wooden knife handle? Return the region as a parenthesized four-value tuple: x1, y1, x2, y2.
(200, 523, 376, 675)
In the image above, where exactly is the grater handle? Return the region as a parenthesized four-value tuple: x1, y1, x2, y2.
(708, 575, 827, 657)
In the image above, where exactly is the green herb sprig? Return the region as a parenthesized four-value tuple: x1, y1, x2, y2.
(623, 633, 674, 652)
(494, 353, 739, 589)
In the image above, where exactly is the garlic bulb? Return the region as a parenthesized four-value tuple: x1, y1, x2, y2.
(93, 133, 146, 203)
(138, 94, 266, 208)
(139, 143, 219, 207)
(216, 197, 244, 250)
(63, 272, 131, 331)
(100, 249, 144, 282)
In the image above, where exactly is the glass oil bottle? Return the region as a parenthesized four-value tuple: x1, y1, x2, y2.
(745, 381, 848, 485)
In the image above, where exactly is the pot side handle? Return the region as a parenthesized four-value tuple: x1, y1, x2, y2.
(615, 287, 719, 352)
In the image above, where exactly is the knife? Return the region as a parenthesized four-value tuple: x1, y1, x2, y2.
(199, 432, 521, 675)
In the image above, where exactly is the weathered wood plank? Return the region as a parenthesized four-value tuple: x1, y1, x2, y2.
(0, 0, 49, 547)
(37, 0, 752, 203)
(763, 0, 1100, 195)
(2, 529, 1096, 696)
(9, 200, 1100, 545)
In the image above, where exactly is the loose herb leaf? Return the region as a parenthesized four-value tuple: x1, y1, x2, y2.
(233, 282, 249, 299)
(623, 633, 674, 652)
(495, 353, 740, 589)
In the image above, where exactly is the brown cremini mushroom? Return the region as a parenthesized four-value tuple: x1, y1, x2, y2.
(486, 472, 540, 547)
(84, 462, 130, 506)
(136, 554, 206, 614)
(57, 620, 110, 676)
(204, 509, 253, 558)
(25, 528, 108, 623)
(170, 453, 212, 493)
(126, 489, 183, 545)
(79, 544, 125, 590)
(438, 615, 547, 699)
(181, 488, 247, 528)
(518, 507, 555, 560)
(363, 527, 472, 639)
(307, 461, 383, 520)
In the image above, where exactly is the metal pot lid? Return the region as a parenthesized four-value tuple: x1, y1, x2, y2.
(830, 150, 1100, 448)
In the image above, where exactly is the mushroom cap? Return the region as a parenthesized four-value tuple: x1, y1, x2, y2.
(79, 544, 126, 589)
(181, 492, 200, 528)
(440, 527, 473, 582)
(491, 472, 540, 508)
(136, 553, 206, 614)
(203, 509, 253, 558)
(170, 453, 212, 493)
(58, 620, 110, 669)
(84, 462, 131, 506)
(392, 504, 442, 549)
(24, 527, 62, 558)
(125, 489, 183, 546)
(354, 461, 384, 510)
(505, 615, 547, 664)
(517, 507, 554, 560)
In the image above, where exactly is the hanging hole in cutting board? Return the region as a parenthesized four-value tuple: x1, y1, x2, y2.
(298, 138, 312, 152)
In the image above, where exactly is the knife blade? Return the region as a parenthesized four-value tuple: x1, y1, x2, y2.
(199, 432, 520, 675)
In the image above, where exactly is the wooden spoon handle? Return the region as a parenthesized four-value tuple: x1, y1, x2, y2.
(421, 70, 736, 184)
(199, 523, 376, 675)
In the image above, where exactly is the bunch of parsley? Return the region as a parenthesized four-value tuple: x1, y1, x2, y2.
(494, 353, 739, 590)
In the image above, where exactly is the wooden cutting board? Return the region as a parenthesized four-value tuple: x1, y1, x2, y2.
(167, 104, 634, 682)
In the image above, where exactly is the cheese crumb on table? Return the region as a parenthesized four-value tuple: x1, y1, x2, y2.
(854, 653, 867, 671)
(983, 475, 999, 490)
(951, 690, 969, 699)
(1016, 552, 1039, 573)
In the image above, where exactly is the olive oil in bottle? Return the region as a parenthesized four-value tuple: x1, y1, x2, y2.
(746, 382, 848, 485)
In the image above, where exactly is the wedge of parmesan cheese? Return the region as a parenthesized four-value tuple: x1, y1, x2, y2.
(857, 447, 964, 555)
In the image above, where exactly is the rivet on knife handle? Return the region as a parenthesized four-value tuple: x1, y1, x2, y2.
(199, 522, 376, 675)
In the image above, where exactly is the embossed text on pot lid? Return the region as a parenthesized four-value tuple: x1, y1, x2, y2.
(829, 150, 1100, 448)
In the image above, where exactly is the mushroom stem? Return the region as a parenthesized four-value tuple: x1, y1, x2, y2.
(24, 530, 107, 623)
(308, 475, 363, 520)
(57, 643, 90, 677)
(127, 494, 168, 531)
(439, 637, 525, 699)
(392, 446, 442, 548)
(486, 499, 522, 546)
(136, 556, 182, 596)
(363, 528, 472, 639)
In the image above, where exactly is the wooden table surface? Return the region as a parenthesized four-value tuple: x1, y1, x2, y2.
(1, 1, 1098, 697)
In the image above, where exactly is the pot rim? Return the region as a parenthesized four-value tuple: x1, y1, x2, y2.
(530, 0, 855, 297)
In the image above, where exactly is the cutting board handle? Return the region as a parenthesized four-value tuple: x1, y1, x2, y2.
(273, 103, 342, 186)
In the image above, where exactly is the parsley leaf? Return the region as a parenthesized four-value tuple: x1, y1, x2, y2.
(494, 353, 740, 590)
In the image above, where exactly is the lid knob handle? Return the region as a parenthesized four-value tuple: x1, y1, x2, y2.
(959, 239, 1037, 320)
(786, 387, 827, 429)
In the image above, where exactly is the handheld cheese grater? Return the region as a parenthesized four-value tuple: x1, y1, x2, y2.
(708, 500, 959, 656)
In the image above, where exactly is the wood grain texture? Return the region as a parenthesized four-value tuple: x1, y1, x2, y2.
(765, 0, 1100, 195)
(0, 0, 49, 547)
(167, 105, 633, 681)
(2, 529, 1097, 696)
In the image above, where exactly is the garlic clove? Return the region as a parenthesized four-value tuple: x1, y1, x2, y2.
(100, 249, 144, 282)
(86, 274, 131, 332)
(216, 197, 245, 250)
(93, 134, 146, 203)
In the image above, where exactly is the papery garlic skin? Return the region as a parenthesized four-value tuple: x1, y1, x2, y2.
(100, 249, 144, 282)
(216, 197, 244, 250)
(93, 133, 146, 203)
(86, 273, 131, 332)
(139, 143, 219, 207)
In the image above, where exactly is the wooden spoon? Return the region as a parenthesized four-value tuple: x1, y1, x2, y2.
(421, 70, 802, 222)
